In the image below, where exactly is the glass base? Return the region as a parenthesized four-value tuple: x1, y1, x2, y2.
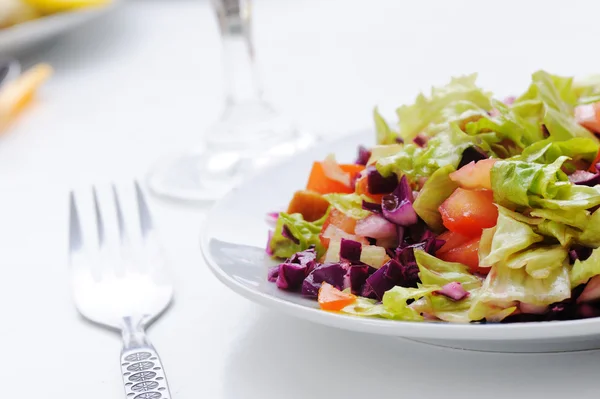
(146, 102, 316, 202)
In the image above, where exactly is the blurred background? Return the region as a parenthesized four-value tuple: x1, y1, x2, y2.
(1, 0, 599, 193)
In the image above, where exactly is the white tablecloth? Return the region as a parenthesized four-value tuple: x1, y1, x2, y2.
(2, 0, 600, 397)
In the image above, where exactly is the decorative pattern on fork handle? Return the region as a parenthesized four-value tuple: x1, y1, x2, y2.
(121, 348, 171, 399)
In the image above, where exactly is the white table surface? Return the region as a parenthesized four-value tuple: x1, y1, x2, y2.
(2, 0, 600, 398)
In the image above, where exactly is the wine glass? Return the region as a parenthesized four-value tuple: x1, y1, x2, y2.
(146, 0, 315, 202)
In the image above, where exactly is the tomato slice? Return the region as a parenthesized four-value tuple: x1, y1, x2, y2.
(306, 162, 365, 194)
(318, 282, 356, 311)
(437, 236, 490, 274)
(449, 159, 497, 190)
(575, 103, 600, 134)
(439, 188, 498, 237)
(319, 208, 358, 248)
(436, 230, 472, 255)
(354, 175, 385, 203)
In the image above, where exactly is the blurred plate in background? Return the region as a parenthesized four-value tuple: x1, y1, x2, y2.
(0, 1, 116, 55)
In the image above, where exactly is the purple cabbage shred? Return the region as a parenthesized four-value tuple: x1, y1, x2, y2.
(366, 166, 398, 194)
(355, 145, 372, 166)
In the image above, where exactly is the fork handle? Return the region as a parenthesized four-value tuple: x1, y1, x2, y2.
(120, 323, 172, 399)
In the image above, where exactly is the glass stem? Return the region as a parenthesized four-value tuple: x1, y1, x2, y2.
(213, 0, 263, 106)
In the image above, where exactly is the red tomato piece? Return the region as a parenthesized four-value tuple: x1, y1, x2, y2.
(575, 103, 600, 134)
(437, 236, 490, 274)
(318, 282, 356, 311)
(439, 188, 498, 237)
(319, 208, 358, 248)
(436, 230, 472, 255)
(449, 159, 497, 190)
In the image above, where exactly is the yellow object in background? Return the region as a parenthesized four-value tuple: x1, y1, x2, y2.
(22, 0, 110, 14)
(0, 0, 40, 28)
(0, 63, 53, 133)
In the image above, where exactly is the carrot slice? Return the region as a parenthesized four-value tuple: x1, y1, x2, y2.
(318, 282, 356, 311)
(306, 162, 365, 194)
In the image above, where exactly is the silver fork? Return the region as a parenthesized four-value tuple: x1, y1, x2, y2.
(69, 182, 174, 399)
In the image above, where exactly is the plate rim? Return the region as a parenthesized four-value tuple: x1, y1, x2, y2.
(0, 1, 118, 52)
(200, 129, 600, 342)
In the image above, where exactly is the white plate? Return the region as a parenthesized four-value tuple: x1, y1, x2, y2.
(0, 2, 115, 55)
(201, 129, 600, 353)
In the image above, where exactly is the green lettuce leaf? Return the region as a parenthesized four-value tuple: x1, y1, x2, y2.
(269, 212, 326, 259)
(529, 208, 590, 230)
(415, 250, 482, 290)
(479, 207, 543, 265)
(341, 297, 394, 319)
(528, 184, 600, 210)
(514, 70, 597, 141)
(575, 209, 600, 247)
(413, 164, 459, 232)
(465, 99, 544, 149)
(395, 74, 492, 141)
(490, 156, 570, 208)
(374, 107, 399, 145)
(520, 137, 599, 165)
(375, 142, 420, 178)
(323, 193, 371, 219)
(570, 247, 600, 288)
(428, 292, 478, 323)
(341, 287, 441, 322)
(469, 260, 571, 317)
(505, 245, 568, 279)
(535, 221, 578, 247)
(381, 286, 439, 321)
(376, 123, 481, 180)
(572, 74, 600, 104)
(516, 70, 577, 112)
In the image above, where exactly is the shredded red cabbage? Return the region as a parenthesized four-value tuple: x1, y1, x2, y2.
(382, 175, 418, 226)
(355, 145, 371, 165)
(363, 258, 418, 299)
(277, 263, 310, 290)
(340, 238, 362, 262)
(366, 166, 398, 194)
(362, 200, 383, 214)
(302, 262, 349, 298)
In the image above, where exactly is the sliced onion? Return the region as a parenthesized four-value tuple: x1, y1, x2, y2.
(434, 282, 469, 301)
(382, 175, 418, 226)
(355, 214, 397, 239)
(322, 153, 351, 187)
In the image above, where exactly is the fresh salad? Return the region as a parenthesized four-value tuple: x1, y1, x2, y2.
(265, 71, 600, 324)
